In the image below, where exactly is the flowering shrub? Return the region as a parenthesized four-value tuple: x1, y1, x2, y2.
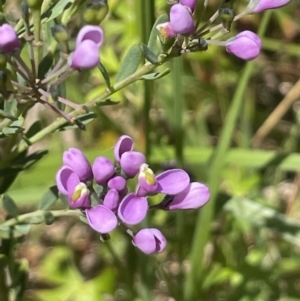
(0, 0, 294, 299)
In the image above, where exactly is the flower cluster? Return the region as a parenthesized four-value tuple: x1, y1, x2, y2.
(157, 0, 292, 61)
(56, 135, 210, 254)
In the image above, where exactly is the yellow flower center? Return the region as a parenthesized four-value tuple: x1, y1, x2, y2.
(72, 183, 88, 202)
(139, 164, 156, 185)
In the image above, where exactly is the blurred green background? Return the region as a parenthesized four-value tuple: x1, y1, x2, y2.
(5, 0, 300, 300)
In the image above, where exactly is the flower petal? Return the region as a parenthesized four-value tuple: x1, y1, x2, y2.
(120, 151, 146, 178)
(63, 148, 92, 181)
(92, 156, 115, 184)
(156, 169, 190, 195)
(108, 176, 126, 192)
(86, 205, 118, 233)
(163, 182, 210, 210)
(132, 228, 167, 254)
(118, 193, 148, 225)
(0, 24, 21, 53)
(114, 135, 134, 162)
(170, 4, 195, 35)
(76, 25, 104, 48)
(56, 166, 80, 195)
(103, 189, 120, 211)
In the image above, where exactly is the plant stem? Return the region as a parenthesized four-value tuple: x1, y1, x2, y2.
(1, 209, 83, 227)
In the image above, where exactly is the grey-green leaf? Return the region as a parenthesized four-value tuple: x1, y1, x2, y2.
(140, 43, 159, 64)
(2, 194, 18, 217)
(147, 13, 169, 55)
(39, 186, 59, 210)
(141, 69, 171, 81)
(114, 44, 142, 85)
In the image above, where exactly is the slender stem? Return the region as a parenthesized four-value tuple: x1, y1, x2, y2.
(41, 64, 70, 84)
(1, 209, 83, 227)
(17, 59, 165, 153)
(31, 8, 42, 71)
(13, 53, 34, 81)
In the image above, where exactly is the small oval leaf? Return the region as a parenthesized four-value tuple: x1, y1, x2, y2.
(2, 194, 18, 217)
(39, 186, 59, 210)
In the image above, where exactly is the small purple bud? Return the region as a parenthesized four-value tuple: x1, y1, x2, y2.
(170, 4, 195, 35)
(76, 25, 104, 49)
(70, 40, 100, 69)
(118, 193, 148, 225)
(86, 205, 118, 233)
(0, 24, 21, 53)
(179, 0, 196, 12)
(69, 182, 91, 208)
(63, 148, 92, 181)
(108, 176, 126, 192)
(247, 0, 291, 13)
(133, 228, 167, 255)
(114, 135, 134, 162)
(226, 31, 261, 61)
(103, 189, 120, 212)
(162, 182, 210, 210)
(120, 151, 146, 178)
(92, 156, 115, 184)
(156, 169, 190, 195)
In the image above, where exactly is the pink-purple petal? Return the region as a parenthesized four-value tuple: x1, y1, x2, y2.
(120, 151, 146, 178)
(92, 156, 115, 184)
(118, 193, 148, 225)
(76, 25, 104, 48)
(86, 205, 118, 233)
(108, 176, 126, 192)
(164, 182, 210, 210)
(56, 166, 80, 195)
(103, 189, 120, 211)
(156, 169, 190, 195)
(114, 135, 134, 162)
(133, 228, 167, 254)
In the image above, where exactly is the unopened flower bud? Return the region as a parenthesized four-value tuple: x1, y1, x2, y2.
(247, 0, 292, 13)
(120, 151, 146, 178)
(83, 0, 109, 25)
(51, 25, 69, 53)
(0, 24, 21, 53)
(170, 4, 195, 35)
(219, 8, 235, 32)
(179, 0, 196, 12)
(92, 156, 115, 184)
(226, 30, 261, 61)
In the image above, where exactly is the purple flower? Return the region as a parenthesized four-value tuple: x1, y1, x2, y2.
(92, 156, 115, 184)
(63, 148, 92, 182)
(179, 0, 196, 12)
(103, 189, 120, 212)
(76, 25, 104, 49)
(132, 228, 167, 254)
(120, 151, 146, 178)
(70, 25, 104, 69)
(118, 193, 148, 225)
(137, 164, 190, 196)
(86, 205, 118, 233)
(108, 176, 126, 192)
(0, 24, 21, 53)
(161, 182, 210, 210)
(170, 4, 195, 35)
(247, 0, 291, 13)
(56, 166, 91, 208)
(156, 22, 176, 39)
(226, 31, 261, 61)
(114, 135, 134, 162)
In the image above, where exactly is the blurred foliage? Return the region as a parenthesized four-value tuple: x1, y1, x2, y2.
(1, 0, 300, 300)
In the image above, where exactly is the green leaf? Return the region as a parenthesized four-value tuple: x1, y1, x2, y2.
(59, 193, 69, 208)
(0, 225, 10, 239)
(114, 44, 142, 84)
(25, 120, 42, 139)
(41, 0, 73, 24)
(147, 13, 169, 55)
(0, 109, 18, 121)
(57, 112, 97, 131)
(2, 194, 18, 217)
(43, 211, 55, 225)
(95, 99, 119, 106)
(4, 98, 18, 116)
(14, 224, 31, 235)
(225, 197, 300, 247)
(140, 43, 159, 64)
(38, 53, 54, 79)
(141, 69, 170, 81)
(39, 186, 59, 210)
(98, 62, 112, 89)
(2, 125, 24, 136)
